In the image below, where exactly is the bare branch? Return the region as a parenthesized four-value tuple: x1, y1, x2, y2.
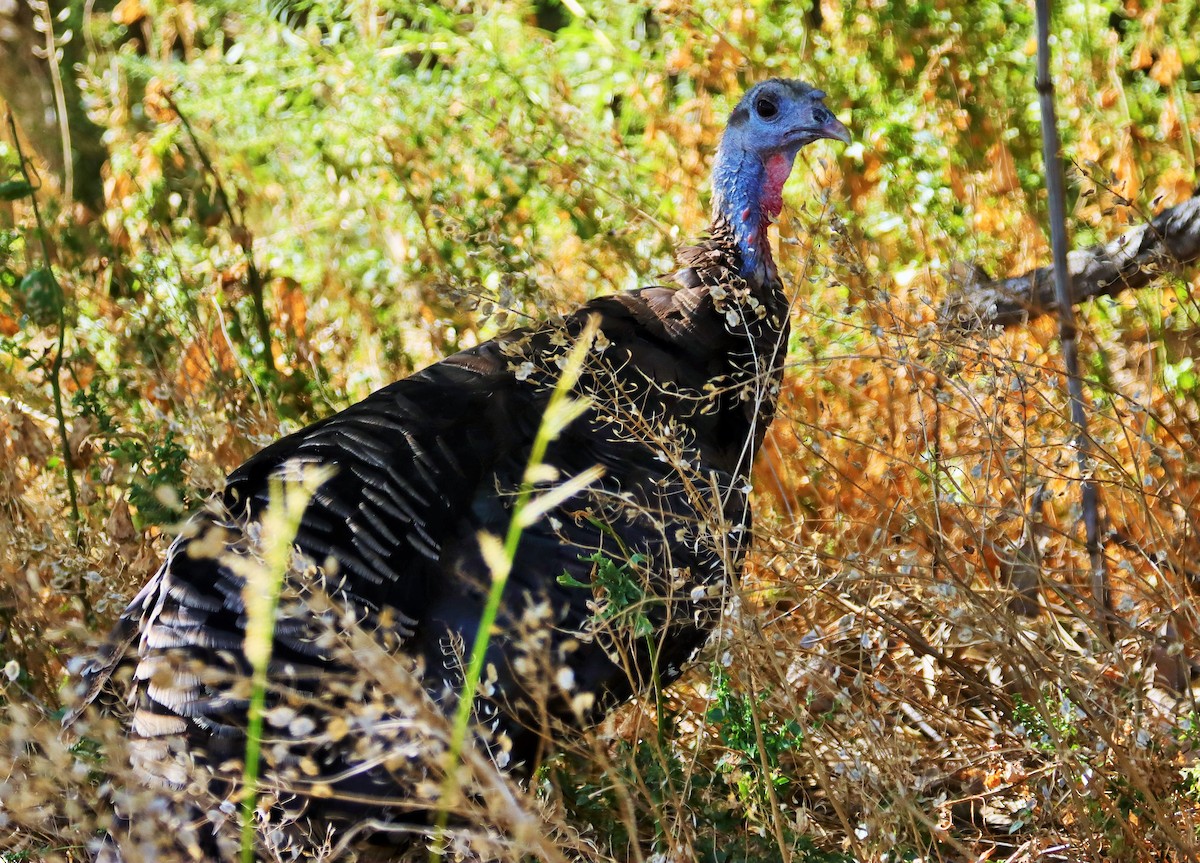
(942, 194, 1200, 329)
(1034, 0, 1112, 638)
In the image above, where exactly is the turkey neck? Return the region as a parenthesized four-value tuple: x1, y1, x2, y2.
(709, 144, 798, 290)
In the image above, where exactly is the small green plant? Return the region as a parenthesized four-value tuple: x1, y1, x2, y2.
(71, 383, 193, 525)
(1180, 762, 1200, 803)
(1012, 690, 1084, 753)
(553, 727, 848, 863)
(1164, 356, 1197, 394)
(552, 734, 743, 863)
(707, 669, 804, 772)
(119, 430, 191, 525)
(558, 550, 652, 639)
(706, 667, 805, 818)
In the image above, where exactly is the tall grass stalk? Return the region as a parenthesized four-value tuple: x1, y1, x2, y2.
(237, 465, 334, 863)
(431, 317, 603, 860)
(5, 112, 85, 591)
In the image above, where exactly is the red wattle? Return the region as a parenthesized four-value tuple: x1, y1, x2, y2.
(762, 152, 793, 220)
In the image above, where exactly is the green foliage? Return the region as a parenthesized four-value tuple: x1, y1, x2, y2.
(72, 384, 192, 526)
(707, 668, 804, 774)
(553, 723, 848, 863)
(2, 0, 1200, 860)
(1012, 690, 1085, 753)
(1164, 356, 1197, 394)
(15, 269, 63, 327)
(117, 430, 191, 526)
(559, 550, 652, 640)
(705, 667, 807, 832)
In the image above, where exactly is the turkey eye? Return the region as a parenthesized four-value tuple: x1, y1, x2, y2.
(755, 98, 778, 119)
(812, 106, 832, 125)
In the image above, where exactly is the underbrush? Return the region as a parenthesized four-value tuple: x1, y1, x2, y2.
(3, 1, 1200, 861)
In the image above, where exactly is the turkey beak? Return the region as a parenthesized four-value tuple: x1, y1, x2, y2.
(820, 115, 851, 145)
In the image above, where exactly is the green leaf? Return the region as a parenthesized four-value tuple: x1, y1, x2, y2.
(18, 268, 64, 327)
(556, 571, 590, 589)
(0, 179, 34, 201)
(1165, 357, 1196, 394)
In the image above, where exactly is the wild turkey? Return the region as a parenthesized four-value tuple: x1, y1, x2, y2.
(74, 79, 849, 857)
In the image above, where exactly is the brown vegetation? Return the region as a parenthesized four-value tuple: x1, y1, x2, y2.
(2, 1, 1200, 861)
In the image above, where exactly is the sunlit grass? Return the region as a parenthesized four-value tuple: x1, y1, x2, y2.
(1, 1, 1199, 860)
(431, 319, 603, 860)
(232, 466, 334, 863)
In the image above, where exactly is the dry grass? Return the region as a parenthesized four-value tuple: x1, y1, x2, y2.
(6, 205, 1200, 862)
(4, 2, 1200, 861)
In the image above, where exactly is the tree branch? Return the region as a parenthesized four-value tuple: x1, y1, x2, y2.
(941, 194, 1200, 329)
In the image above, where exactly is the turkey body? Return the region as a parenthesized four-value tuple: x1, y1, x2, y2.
(78, 78, 849, 857)
(112, 218, 785, 790)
